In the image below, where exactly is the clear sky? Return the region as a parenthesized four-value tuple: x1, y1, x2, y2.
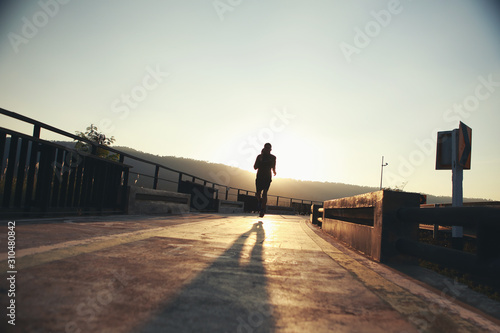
(1, 0, 499, 201)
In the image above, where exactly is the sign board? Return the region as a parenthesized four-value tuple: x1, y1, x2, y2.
(419, 194, 427, 204)
(435, 122, 472, 248)
(458, 121, 472, 169)
(436, 131, 453, 170)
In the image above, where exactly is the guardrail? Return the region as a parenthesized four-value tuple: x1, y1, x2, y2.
(0, 126, 130, 217)
(313, 190, 421, 262)
(396, 206, 500, 272)
(1, 108, 321, 216)
(311, 190, 500, 273)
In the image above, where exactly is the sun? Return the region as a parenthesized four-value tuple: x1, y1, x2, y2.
(270, 133, 324, 182)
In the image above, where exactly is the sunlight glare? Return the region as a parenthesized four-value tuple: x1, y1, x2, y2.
(272, 133, 343, 182)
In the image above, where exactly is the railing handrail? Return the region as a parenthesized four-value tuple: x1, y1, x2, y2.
(1, 108, 322, 207)
(397, 206, 500, 227)
(1, 108, 188, 175)
(0, 126, 132, 167)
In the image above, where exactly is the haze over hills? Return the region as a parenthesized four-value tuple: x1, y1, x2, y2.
(112, 146, 491, 205)
(50, 141, 492, 204)
(115, 146, 379, 202)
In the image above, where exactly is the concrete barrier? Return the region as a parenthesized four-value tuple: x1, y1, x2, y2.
(266, 205, 296, 215)
(128, 186, 190, 215)
(310, 204, 323, 226)
(178, 180, 217, 211)
(321, 190, 421, 262)
(217, 200, 244, 214)
(237, 194, 258, 212)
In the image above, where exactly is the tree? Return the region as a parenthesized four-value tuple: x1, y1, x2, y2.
(75, 124, 119, 161)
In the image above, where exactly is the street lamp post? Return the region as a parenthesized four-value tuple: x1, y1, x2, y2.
(380, 156, 388, 190)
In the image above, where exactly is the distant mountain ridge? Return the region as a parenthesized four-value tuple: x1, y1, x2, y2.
(52, 141, 490, 204)
(115, 146, 380, 203)
(112, 146, 462, 205)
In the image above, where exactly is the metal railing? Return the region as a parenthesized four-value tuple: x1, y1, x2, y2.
(1, 108, 321, 215)
(0, 126, 130, 217)
(396, 206, 500, 272)
(310, 190, 500, 272)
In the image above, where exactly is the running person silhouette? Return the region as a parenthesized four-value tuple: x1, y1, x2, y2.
(254, 143, 276, 217)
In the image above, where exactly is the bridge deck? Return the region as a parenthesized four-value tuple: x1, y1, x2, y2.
(1, 214, 499, 332)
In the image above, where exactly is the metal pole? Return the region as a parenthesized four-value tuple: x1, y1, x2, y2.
(380, 156, 388, 190)
(451, 129, 464, 250)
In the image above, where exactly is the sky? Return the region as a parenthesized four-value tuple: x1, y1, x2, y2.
(1, 0, 500, 201)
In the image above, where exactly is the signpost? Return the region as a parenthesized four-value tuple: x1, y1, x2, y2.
(458, 121, 472, 169)
(436, 122, 472, 250)
(436, 131, 453, 170)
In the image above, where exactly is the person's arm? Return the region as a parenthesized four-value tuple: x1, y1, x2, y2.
(272, 157, 276, 176)
(254, 155, 261, 170)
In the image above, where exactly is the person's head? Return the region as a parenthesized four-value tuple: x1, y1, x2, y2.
(263, 143, 272, 154)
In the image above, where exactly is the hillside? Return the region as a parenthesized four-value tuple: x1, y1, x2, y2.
(51, 142, 489, 204)
(114, 146, 457, 204)
(113, 146, 381, 201)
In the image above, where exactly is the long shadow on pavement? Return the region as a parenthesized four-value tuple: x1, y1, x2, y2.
(138, 221, 275, 333)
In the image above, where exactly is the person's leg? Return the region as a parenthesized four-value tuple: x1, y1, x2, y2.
(256, 179, 267, 213)
(255, 189, 262, 212)
(261, 189, 268, 216)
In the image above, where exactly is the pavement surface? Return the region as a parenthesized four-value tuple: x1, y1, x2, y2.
(1, 213, 499, 332)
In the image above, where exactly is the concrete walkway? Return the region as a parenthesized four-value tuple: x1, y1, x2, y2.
(1, 214, 499, 332)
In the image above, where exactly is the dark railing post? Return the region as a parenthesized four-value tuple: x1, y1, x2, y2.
(33, 124, 41, 139)
(177, 172, 183, 192)
(153, 165, 160, 190)
(121, 165, 130, 212)
(2, 135, 18, 208)
(25, 141, 39, 208)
